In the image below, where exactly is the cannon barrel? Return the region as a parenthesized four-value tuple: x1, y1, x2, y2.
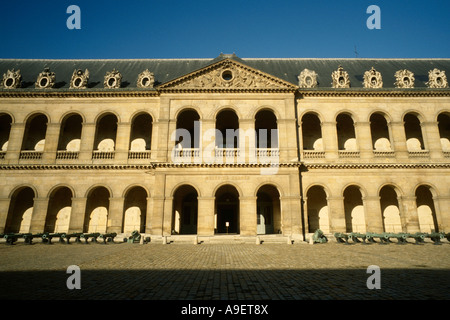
(127, 230, 142, 243)
(334, 232, 350, 244)
(427, 232, 445, 245)
(408, 232, 426, 244)
(41, 233, 67, 244)
(99, 232, 117, 244)
(61, 233, 83, 244)
(312, 229, 328, 243)
(81, 233, 101, 244)
(4, 233, 23, 245)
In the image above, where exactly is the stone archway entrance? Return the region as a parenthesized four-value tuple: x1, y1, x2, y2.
(215, 185, 240, 234)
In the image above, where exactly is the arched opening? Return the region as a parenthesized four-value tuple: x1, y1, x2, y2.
(343, 185, 366, 233)
(404, 113, 425, 151)
(301, 113, 322, 150)
(437, 112, 450, 151)
(255, 110, 278, 148)
(58, 114, 83, 152)
(123, 186, 147, 233)
(256, 185, 281, 235)
(129, 113, 153, 151)
(175, 109, 200, 148)
(336, 113, 357, 151)
(415, 185, 439, 233)
(84, 187, 110, 233)
(370, 113, 391, 151)
(0, 114, 12, 153)
(45, 187, 73, 233)
(215, 185, 240, 234)
(172, 185, 198, 235)
(306, 186, 329, 233)
(93, 114, 118, 151)
(5, 187, 35, 234)
(216, 109, 239, 148)
(379, 186, 402, 233)
(21, 114, 48, 151)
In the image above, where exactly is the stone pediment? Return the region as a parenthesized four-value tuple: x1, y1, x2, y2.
(158, 59, 297, 92)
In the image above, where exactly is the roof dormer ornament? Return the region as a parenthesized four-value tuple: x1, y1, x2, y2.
(394, 69, 415, 88)
(426, 68, 448, 88)
(363, 67, 383, 88)
(298, 69, 318, 88)
(70, 69, 89, 89)
(104, 69, 122, 89)
(331, 66, 350, 88)
(2, 69, 22, 89)
(35, 67, 56, 89)
(137, 69, 155, 88)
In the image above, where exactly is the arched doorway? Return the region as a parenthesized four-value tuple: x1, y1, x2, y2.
(5, 187, 35, 233)
(379, 185, 402, 233)
(172, 185, 198, 235)
(215, 185, 239, 234)
(343, 185, 366, 233)
(256, 185, 281, 234)
(306, 185, 330, 233)
(84, 187, 110, 233)
(45, 187, 73, 233)
(123, 186, 147, 233)
(415, 185, 439, 233)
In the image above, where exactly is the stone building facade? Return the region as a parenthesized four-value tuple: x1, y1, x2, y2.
(0, 54, 449, 241)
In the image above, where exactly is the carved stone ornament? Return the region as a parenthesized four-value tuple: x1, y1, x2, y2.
(394, 69, 415, 88)
(426, 68, 448, 88)
(70, 69, 90, 89)
(104, 69, 122, 89)
(298, 69, 318, 88)
(35, 67, 56, 89)
(2, 69, 22, 89)
(363, 67, 383, 88)
(137, 69, 155, 88)
(331, 66, 350, 88)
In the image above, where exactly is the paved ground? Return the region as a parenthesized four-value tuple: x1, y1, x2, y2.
(0, 239, 449, 301)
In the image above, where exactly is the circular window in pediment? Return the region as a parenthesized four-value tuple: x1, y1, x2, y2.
(5, 78, 15, 88)
(222, 70, 233, 81)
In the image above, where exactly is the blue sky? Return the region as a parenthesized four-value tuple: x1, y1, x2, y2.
(0, 0, 449, 59)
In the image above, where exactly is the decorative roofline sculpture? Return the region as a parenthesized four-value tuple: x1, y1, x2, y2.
(394, 69, 415, 88)
(35, 67, 56, 89)
(137, 69, 155, 88)
(2, 69, 22, 89)
(426, 68, 448, 88)
(70, 69, 89, 89)
(363, 67, 383, 88)
(298, 69, 318, 88)
(104, 69, 122, 89)
(331, 66, 350, 88)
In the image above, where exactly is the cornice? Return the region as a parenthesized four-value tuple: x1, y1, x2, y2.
(297, 89, 450, 98)
(0, 90, 160, 98)
(304, 163, 450, 169)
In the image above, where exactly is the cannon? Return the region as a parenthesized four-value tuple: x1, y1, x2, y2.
(80, 233, 100, 244)
(426, 232, 445, 245)
(61, 232, 83, 244)
(408, 232, 426, 245)
(349, 232, 371, 244)
(368, 233, 392, 244)
(312, 229, 328, 243)
(4, 233, 22, 245)
(99, 232, 117, 244)
(385, 233, 409, 245)
(127, 230, 141, 244)
(42, 233, 67, 244)
(334, 232, 351, 244)
(23, 233, 45, 245)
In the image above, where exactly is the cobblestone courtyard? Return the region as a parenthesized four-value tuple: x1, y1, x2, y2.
(0, 239, 449, 301)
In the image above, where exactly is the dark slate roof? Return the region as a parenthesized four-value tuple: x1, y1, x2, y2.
(0, 54, 449, 90)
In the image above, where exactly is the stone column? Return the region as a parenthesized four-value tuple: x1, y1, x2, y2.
(322, 121, 339, 160)
(29, 197, 50, 233)
(400, 196, 420, 233)
(0, 198, 11, 233)
(145, 197, 154, 234)
(239, 196, 257, 236)
(107, 197, 125, 233)
(354, 122, 372, 160)
(422, 121, 444, 159)
(151, 196, 164, 235)
(435, 195, 450, 232)
(280, 195, 303, 237)
(362, 195, 384, 233)
(79, 122, 96, 161)
(197, 196, 215, 236)
(327, 196, 346, 233)
(115, 122, 131, 161)
(201, 119, 216, 164)
(42, 123, 61, 163)
(4, 123, 25, 162)
(162, 197, 174, 236)
(239, 119, 255, 164)
(390, 121, 408, 159)
(68, 197, 87, 233)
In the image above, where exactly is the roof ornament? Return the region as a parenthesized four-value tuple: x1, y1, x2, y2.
(2, 69, 22, 89)
(426, 68, 448, 88)
(104, 69, 122, 89)
(331, 66, 350, 88)
(298, 69, 318, 88)
(137, 69, 155, 89)
(35, 67, 56, 89)
(363, 67, 383, 88)
(70, 69, 89, 89)
(394, 69, 415, 88)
